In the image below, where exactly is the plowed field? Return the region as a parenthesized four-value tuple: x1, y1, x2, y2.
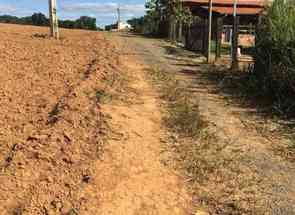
(0, 24, 120, 214)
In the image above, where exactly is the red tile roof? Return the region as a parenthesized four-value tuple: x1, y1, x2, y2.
(182, 0, 265, 6)
(201, 5, 264, 14)
(182, 0, 266, 15)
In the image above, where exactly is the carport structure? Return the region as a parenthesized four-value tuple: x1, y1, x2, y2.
(181, 0, 266, 64)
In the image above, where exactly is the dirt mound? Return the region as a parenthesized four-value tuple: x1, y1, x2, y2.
(0, 24, 120, 214)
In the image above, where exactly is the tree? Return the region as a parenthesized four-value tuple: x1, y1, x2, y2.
(127, 17, 145, 32)
(128, 0, 192, 37)
(75, 16, 97, 30)
(59, 20, 76, 29)
(31, 13, 49, 26)
(254, 0, 295, 114)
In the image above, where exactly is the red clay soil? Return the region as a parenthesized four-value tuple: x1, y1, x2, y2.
(0, 24, 120, 214)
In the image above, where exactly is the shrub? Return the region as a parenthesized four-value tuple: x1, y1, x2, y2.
(254, 0, 295, 115)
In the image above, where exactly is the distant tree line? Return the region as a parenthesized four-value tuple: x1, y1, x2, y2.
(127, 17, 147, 34)
(0, 13, 101, 31)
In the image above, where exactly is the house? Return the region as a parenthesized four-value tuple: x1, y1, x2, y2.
(118, 21, 131, 31)
(105, 21, 131, 31)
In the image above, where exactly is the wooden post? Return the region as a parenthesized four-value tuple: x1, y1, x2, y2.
(173, 19, 177, 42)
(215, 17, 223, 60)
(231, 0, 239, 70)
(207, 0, 213, 63)
(49, 0, 59, 39)
(169, 16, 174, 41)
(203, 19, 207, 54)
(178, 21, 183, 43)
(255, 14, 262, 44)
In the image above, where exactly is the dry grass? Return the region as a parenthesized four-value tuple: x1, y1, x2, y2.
(146, 67, 273, 214)
(165, 129, 269, 214)
(92, 66, 131, 105)
(147, 67, 206, 138)
(164, 100, 203, 138)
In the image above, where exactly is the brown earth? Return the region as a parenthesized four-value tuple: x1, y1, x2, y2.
(0, 24, 193, 214)
(0, 24, 121, 214)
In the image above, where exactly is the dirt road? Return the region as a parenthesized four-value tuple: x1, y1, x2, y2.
(115, 33, 295, 214)
(88, 51, 192, 214)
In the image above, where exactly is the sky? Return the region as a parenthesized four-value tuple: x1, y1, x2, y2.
(0, 0, 146, 27)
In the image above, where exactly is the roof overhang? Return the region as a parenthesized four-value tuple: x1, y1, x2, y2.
(182, 0, 266, 15)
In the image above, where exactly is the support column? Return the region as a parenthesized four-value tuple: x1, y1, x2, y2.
(172, 19, 177, 42)
(203, 19, 208, 55)
(231, 16, 239, 70)
(215, 17, 223, 60)
(207, 0, 213, 63)
(231, 0, 239, 70)
(178, 21, 183, 43)
(169, 16, 173, 41)
(49, 0, 59, 39)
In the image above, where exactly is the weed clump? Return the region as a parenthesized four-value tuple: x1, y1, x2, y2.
(95, 89, 112, 104)
(254, 0, 295, 116)
(147, 67, 205, 138)
(165, 99, 203, 137)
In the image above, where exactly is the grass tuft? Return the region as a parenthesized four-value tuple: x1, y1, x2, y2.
(165, 99, 204, 138)
(95, 89, 113, 104)
(147, 67, 205, 138)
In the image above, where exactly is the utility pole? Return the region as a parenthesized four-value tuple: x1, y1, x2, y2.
(231, 0, 239, 70)
(117, 6, 121, 31)
(49, 0, 59, 39)
(207, 0, 213, 63)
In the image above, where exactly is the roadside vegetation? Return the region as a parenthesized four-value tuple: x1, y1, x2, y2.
(253, 0, 295, 116)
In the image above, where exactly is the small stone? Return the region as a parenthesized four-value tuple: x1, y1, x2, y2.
(51, 200, 62, 210)
(61, 201, 72, 214)
(82, 174, 91, 183)
(55, 201, 63, 210)
(47, 176, 54, 183)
